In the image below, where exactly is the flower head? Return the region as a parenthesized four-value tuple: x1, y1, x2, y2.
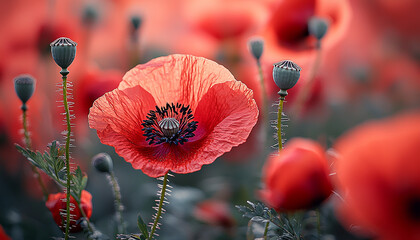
(89, 54, 258, 177)
(45, 190, 92, 233)
(335, 112, 420, 240)
(194, 199, 235, 229)
(260, 138, 332, 211)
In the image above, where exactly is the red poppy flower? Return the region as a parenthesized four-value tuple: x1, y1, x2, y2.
(260, 138, 332, 211)
(335, 112, 420, 240)
(45, 190, 92, 233)
(194, 199, 235, 229)
(0, 225, 11, 240)
(88, 54, 258, 177)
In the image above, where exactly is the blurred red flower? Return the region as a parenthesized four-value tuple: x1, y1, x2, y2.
(46, 190, 92, 233)
(0, 225, 11, 240)
(335, 112, 420, 240)
(260, 138, 332, 211)
(194, 199, 235, 229)
(89, 54, 258, 177)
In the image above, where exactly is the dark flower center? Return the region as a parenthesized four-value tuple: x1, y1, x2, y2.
(141, 103, 198, 145)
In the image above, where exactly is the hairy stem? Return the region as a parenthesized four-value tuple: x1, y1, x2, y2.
(109, 171, 125, 234)
(62, 74, 72, 240)
(277, 98, 284, 151)
(22, 109, 48, 200)
(149, 172, 169, 240)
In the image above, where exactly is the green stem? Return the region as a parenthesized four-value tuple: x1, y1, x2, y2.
(277, 98, 284, 151)
(316, 209, 321, 238)
(263, 221, 269, 239)
(77, 199, 95, 234)
(109, 171, 125, 234)
(257, 61, 268, 120)
(295, 41, 322, 115)
(149, 172, 169, 240)
(62, 74, 72, 240)
(22, 109, 49, 200)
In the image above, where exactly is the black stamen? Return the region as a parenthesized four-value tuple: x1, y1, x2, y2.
(142, 103, 198, 145)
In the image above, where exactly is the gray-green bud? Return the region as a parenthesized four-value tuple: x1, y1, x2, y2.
(131, 15, 142, 31)
(92, 153, 113, 173)
(308, 17, 329, 41)
(50, 37, 77, 69)
(248, 37, 264, 61)
(14, 74, 36, 109)
(273, 60, 301, 97)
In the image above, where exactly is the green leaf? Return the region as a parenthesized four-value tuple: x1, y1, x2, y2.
(137, 213, 149, 239)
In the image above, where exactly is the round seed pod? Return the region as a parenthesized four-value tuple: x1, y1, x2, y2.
(272, 60, 301, 92)
(50, 37, 77, 69)
(14, 74, 36, 106)
(308, 17, 329, 41)
(248, 37, 264, 61)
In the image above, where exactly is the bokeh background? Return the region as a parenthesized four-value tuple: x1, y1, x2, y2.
(0, 0, 419, 239)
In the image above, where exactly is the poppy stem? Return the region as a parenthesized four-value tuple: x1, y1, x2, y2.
(257, 61, 268, 120)
(77, 200, 94, 234)
(62, 72, 72, 240)
(149, 172, 169, 240)
(294, 42, 322, 116)
(108, 171, 126, 234)
(277, 97, 284, 151)
(22, 108, 49, 200)
(263, 221, 269, 239)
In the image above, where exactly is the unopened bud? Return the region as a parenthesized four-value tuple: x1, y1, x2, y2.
(50, 37, 77, 69)
(131, 15, 142, 31)
(308, 17, 329, 41)
(92, 153, 113, 173)
(248, 37, 264, 61)
(273, 60, 301, 97)
(14, 75, 36, 109)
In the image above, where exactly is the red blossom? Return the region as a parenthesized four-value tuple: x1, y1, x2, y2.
(260, 138, 332, 211)
(0, 225, 11, 240)
(194, 199, 235, 229)
(45, 190, 92, 233)
(88, 54, 258, 177)
(335, 112, 420, 240)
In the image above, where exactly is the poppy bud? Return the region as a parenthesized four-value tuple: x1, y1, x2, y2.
(50, 37, 77, 69)
(308, 17, 329, 41)
(272, 60, 301, 97)
(82, 5, 98, 26)
(131, 15, 142, 31)
(248, 37, 264, 61)
(92, 153, 113, 173)
(260, 138, 332, 211)
(14, 75, 36, 109)
(46, 190, 92, 233)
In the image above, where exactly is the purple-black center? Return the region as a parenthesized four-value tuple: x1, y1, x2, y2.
(141, 103, 198, 145)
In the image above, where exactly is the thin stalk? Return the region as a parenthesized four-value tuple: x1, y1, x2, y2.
(263, 221, 269, 239)
(22, 109, 48, 200)
(316, 209, 321, 239)
(77, 200, 94, 234)
(149, 172, 169, 240)
(62, 74, 72, 240)
(109, 171, 125, 234)
(294, 42, 322, 115)
(277, 98, 284, 151)
(257, 61, 268, 120)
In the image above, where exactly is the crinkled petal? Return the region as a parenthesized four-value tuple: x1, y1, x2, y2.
(119, 54, 236, 110)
